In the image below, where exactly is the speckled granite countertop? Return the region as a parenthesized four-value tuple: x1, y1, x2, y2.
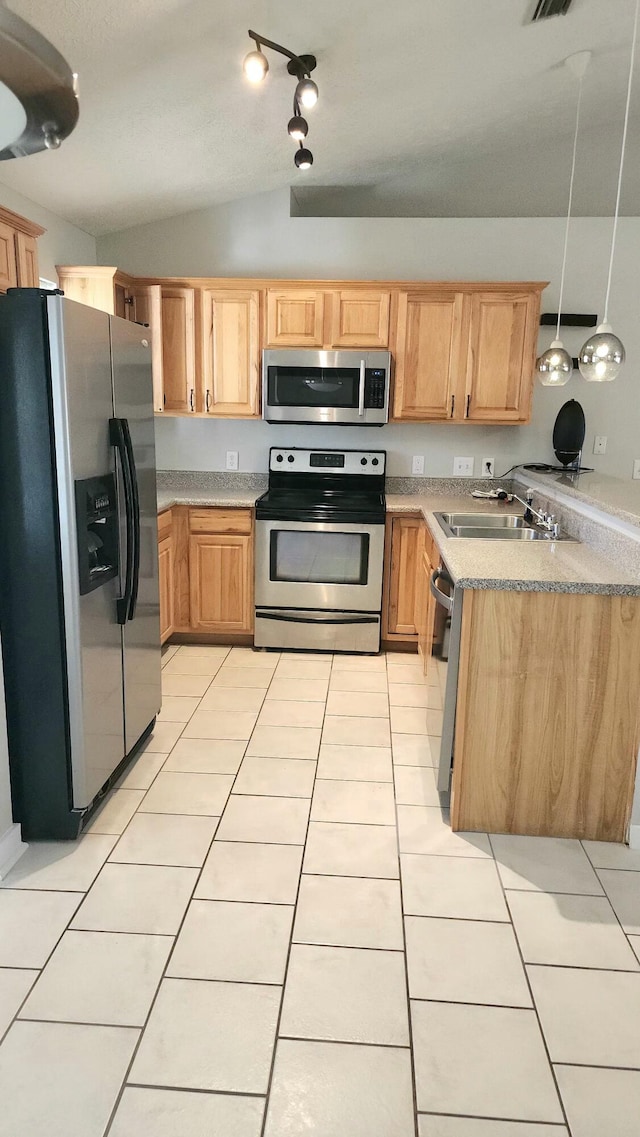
(156, 471, 267, 512)
(513, 468, 640, 530)
(386, 494, 640, 596)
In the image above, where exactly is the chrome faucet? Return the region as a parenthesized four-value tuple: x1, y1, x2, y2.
(512, 489, 560, 538)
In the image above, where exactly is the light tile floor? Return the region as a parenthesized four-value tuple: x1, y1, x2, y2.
(1, 644, 640, 1135)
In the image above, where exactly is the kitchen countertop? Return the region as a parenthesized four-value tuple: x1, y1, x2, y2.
(157, 488, 260, 511)
(512, 467, 640, 530)
(386, 493, 640, 595)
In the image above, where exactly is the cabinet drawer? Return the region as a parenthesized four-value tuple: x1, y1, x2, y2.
(189, 508, 252, 535)
(157, 509, 172, 541)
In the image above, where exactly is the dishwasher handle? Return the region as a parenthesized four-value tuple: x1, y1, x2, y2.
(430, 566, 454, 612)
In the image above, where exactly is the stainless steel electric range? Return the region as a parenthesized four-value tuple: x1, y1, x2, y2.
(254, 447, 386, 653)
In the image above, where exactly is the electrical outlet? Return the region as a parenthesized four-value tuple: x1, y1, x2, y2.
(226, 450, 239, 470)
(481, 457, 495, 478)
(453, 456, 474, 477)
(411, 455, 425, 476)
(593, 436, 607, 455)
(634, 459, 640, 480)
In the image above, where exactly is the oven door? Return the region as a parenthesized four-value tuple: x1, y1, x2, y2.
(255, 519, 385, 612)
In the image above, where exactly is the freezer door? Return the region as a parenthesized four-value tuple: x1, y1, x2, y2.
(110, 315, 161, 754)
(47, 295, 126, 807)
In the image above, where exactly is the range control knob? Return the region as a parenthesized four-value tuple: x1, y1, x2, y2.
(276, 453, 284, 463)
(287, 454, 295, 463)
(372, 457, 379, 466)
(360, 457, 368, 465)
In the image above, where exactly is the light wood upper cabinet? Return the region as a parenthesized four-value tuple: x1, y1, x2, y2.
(161, 286, 196, 414)
(0, 209, 43, 293)
(393, 291, 465, 420)
(129, 283, 164, 413)
(266, 288, 325, 347)
(464, 290, 539, 423)
(0, 222, 18, 292)
(15, 233, 39, 287)
(329, 289, 391, 348)
(202, 289, 260, 417)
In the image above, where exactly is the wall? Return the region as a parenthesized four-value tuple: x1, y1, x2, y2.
(0, 183, 95, 867)
(0, 181, 96, 281)
(99, 188, 640, 482)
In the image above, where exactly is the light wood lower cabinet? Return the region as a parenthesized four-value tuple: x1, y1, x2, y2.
(415, 521, 438, 677)
(383, 514, 422, 645)
(451, 589, 640, 842)
(158, 510, 174, 644)
(158, 506, 254, 640)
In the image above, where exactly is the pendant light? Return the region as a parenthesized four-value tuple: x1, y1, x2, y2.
(536, 51, 590, 387)
(580, 0, 640, 382)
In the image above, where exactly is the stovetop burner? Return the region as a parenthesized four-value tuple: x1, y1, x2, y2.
(256, 447, 387, 524)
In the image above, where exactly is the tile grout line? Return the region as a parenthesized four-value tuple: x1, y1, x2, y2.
(487, 832, 573, 1134)
(388, 652, 421, 1137)
(101, 645, 272, 1135)
(257, 650, 327, 1137)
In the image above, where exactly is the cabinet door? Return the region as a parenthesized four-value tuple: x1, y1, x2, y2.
(158, 535, 174, 644)
(465, 291, 539, 423)
(131, 284, 164, 413)
(189, 533, 253, 633)
(393, 291, 465, 420)
(387, 516, 421, 637)
(202, 290, 260, 416)
(266, 289, 325, 347)
(0, 221, 18, 292)
(329, 289, 390, 348)
(15, 232, 39, 287)
(161, 287, 196, 413)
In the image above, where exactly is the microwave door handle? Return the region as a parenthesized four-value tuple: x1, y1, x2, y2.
(358, 359, 365, 417)
(430, 567, 454, 612)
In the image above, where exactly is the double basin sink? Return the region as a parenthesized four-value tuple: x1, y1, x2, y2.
(435, 512, 577, 541)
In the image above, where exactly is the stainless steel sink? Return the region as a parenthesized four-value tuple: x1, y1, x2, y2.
(439, 513, 530, 529)
(447, 526, 551, 540)
(434, 512, 577, 542)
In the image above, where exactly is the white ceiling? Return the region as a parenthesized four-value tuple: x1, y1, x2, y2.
(1, 0, 640, 234)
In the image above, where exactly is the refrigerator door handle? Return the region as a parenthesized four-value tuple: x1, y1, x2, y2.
(109, 417, 135, 625)
(121, 418, 141, 621)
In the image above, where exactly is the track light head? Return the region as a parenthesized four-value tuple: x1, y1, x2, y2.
(288, 114, 308, 140)
(295, 78, 318, 108)
(243, 49, 269, 83)
(294, 146, 313, 170)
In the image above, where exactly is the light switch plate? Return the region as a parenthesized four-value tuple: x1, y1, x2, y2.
(411, 455, 425, 476)
(453, 456, 474, 477)
(226, 450, 239, 470)
(633, 459, 640, 480)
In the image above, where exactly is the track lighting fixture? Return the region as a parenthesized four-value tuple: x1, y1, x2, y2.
(243, 29, 318, 170)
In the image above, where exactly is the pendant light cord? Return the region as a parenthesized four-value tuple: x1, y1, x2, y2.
(603, 0, 640, 323)
(557, 68, 586, 340)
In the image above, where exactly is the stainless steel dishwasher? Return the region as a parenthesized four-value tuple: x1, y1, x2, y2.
(430, 565, 464, 793)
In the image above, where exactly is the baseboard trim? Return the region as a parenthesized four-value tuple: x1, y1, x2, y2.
(629, 824, 640, 850)
(0, 822, 26, 880)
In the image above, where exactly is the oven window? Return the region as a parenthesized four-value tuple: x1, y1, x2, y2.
(267, 366, 359, 408)
(270, 530, 370, 585)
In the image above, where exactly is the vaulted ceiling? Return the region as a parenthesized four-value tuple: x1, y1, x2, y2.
(1, 0, 639, 233)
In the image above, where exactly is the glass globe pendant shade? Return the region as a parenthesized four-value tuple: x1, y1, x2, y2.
(243, 49, 269, 83)
(578, 322, 625, 382)
(536, 340, 573, 387)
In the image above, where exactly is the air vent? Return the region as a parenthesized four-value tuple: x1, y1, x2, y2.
(531, 0, 574, 20)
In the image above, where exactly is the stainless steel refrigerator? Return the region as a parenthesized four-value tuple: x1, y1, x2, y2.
(0, 289, 161, 839)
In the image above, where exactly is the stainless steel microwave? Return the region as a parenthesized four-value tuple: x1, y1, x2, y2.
(262, 349, 391, 425)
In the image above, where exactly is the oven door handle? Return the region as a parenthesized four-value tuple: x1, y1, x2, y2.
(430, 567, 454, 612)
(358, 359, 365, 417)
(258, 612, 379, 626)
